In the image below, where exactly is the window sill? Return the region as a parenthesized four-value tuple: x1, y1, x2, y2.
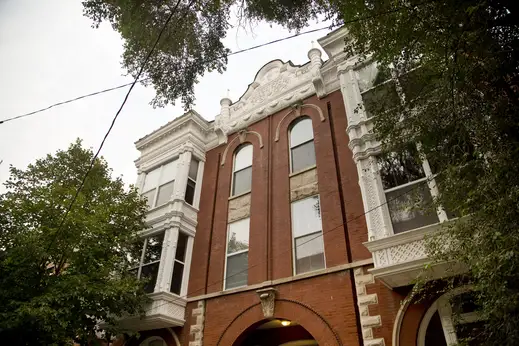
(228, 190, 251, 201)
(289, 165, 317, 178)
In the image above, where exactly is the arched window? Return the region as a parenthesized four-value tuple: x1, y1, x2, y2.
(231, 144, 253, 196)
(289, 118, 316, 173)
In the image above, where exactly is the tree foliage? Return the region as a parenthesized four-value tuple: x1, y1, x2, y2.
(82, 0, 519, 343)
(0, 140, 149, 345)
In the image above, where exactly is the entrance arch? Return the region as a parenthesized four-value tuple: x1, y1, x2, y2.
(216, 299, 342, 346)
(234, 318, 318, 346)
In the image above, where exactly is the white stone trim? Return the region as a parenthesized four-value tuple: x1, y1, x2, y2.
(189, 300, 206, 346)
(354, 266, 385, 346)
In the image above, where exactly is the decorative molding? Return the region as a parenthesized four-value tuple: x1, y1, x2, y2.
(220, 130, 264, 166)
(189, 300, 206, 346)
(354, 266, 385, 346)
(256, 287, 277, 318)
(274, 103, 326, 142)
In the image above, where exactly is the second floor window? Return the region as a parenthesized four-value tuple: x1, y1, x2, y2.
(232, 144, 253, 196)
(290, 117, 316, 173)
(142, 159, 178, 208)
(170, 232, 188, 295)
(291, 195, 325, 274)
(129, 232, 164, 293)
(224, 217, 249, 290)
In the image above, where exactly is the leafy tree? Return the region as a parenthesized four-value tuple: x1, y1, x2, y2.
(83, 0, 519, 343)
(0, 140, 149, 345)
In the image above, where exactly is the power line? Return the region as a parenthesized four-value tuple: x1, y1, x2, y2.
(41, 0, 188, 261)
(0, 26, 333, 126)
(141, 177, 435, 315)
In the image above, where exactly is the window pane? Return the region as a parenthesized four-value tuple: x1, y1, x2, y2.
(295, 232, 325, 274)
(232, 167, 252, 196)
(291, 141, 316, 173)
(143, 233, 164, 264)
(386, 181, 439, 234)
(234, 145, 253, 171)
(142, 168, 160, 192)
(225, 252, 248, 289)
(159, 159, 178, 185)
(290, 118, 314, 147)
(176, 232, 188, 262)
(227, 218, 250, 254)
(156, 181, 174, 206)
(361, 80, 400, 118)
(142, 189, 156, 208)
(185, 179, 195, 205)
(127, 240, 144, 268)
(188, 159, 199, 181)
(170, 262, 184, 295)
(291, 196, 322, 238)
(140, 262, 159, 293)
(378, 148, 425, 190)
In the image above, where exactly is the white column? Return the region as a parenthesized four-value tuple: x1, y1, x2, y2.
(181, 235, 194, 297)
(357, 156, 394, 241)
(338, 62, 366, 127)
(172, 147, 193, 202)
(136, 170, 146, 192)
(155, 227, 180, 292)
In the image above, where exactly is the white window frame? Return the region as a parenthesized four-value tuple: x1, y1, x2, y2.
(290, 195, 326, 276)
(223, 217, 250, 290)
(418, 287, 482, 346)
(289, 117, 316, 174)
(184, 158, 199, 206)
(170, 232, 189, 296)
(141, 159, 178, 209)
(230, 144, 253, 197)
(129, 232, 165, 293)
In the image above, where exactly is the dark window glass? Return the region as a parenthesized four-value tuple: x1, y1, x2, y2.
(185, 179, 196, 205)
(378, 147, 425, 190)
(140, 262, 160, 293)
(225, 252, 248, 289)
(143, 233, 164, 263)
(232, 166, 252, 196)
(291, 141, 316, 173)
(424, 311, 448, 346)
(170, 262, 184, 295)
(361, 80, 400, 118)
(176, 233, 188, 262)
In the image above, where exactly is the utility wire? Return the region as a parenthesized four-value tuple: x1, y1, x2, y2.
(141, 177, 437, 314)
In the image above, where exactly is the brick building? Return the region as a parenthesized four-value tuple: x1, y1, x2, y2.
(119, 27, 478, 346)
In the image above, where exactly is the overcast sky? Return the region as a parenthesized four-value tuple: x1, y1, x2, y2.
(0, 0, 332, 188)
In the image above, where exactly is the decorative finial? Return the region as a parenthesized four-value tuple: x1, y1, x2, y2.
(311, 40, 316, 49)
(226, 89, 230, 98)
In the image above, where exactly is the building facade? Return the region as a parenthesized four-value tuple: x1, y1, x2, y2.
(120, 27, 478, 346)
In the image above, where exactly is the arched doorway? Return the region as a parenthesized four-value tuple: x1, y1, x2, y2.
(234, 318, 318, 346)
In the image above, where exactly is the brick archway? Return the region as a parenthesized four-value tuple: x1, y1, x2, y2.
(216, 299, 342, 346)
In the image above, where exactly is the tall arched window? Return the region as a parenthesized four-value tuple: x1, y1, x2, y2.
(231, 144, 253, 196)
(289, 117, 316, 173)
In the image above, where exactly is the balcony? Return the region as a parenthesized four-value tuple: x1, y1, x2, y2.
(117, 292, 186, 331)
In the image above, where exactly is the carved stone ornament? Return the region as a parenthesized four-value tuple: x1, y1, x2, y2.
(256, 287, 277, 318)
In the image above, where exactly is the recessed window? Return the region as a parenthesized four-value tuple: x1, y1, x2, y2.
(141, 159, 178, 208)
(291, 195, 325, 274)
(129, 233, 164, 293)
(170, 232, 188, 295)
(232, 145, 253, 196)
(289, 118, 316, 173)
(225, 218, 250, 289)
(185, 158, 199, 205)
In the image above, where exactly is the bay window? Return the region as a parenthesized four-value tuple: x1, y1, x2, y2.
(141, 159, 178, 208)
(184, 158, 199, 206)
(170, 232, 188, 295)
(129, 232, 164, 293)
(224, 217, 249, 289)
(291, 195, 325, 274)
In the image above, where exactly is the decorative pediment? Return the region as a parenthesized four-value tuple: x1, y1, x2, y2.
(215, 59, 316, 137)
